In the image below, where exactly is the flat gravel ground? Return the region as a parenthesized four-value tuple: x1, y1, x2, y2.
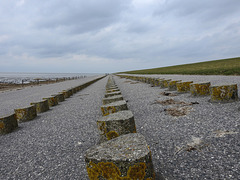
(0, 76, 108, 179)
(0, 75, 103, 116)
(114, 75, 240, 180)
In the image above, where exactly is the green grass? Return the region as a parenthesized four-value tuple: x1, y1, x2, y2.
(119, 57, 240, 75)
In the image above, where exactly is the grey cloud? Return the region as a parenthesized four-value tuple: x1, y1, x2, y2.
(34, 0, 130, 34)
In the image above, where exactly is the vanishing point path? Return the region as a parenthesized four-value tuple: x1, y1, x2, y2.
(1, 74, 240, 179)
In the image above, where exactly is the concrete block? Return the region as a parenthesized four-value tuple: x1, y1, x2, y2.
(97, 110, 136, 143)
(102, 95, 124, 105)
(101, 100, 128, 116)
(57, 93, 65, 102)
(106, 89, 119, 93)
(43, 96, 58, 107)
(30, 99, 49, 113)
(105, 91, 122, 98)
(0, 114, 18, 134)
(85, 133, 156, 179)
(210, 84, 238, 103)
(190, 82, 211, 96)
(176, 81, 193, 93)
(51, 93, 64, 103)
(168, 80, 181, 91)
(163, 79, 171, 88)
(62, 90, 71, 98)
(15, 105, 37, 122)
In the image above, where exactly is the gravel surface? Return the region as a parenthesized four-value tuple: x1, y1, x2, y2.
(115, 74, 240, 180)
(0, 76, 108, 179)
(0, 75, 103, 116)
(1, 74, 239, 179)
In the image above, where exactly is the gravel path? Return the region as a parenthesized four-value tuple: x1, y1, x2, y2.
(0, 75, 103, 116)
(114, 74, 240, 180)
(1, 74, 239, 179)
(0, 76, 108, 179)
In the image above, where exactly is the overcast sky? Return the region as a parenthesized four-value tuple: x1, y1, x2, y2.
(0, 0, 239, 73)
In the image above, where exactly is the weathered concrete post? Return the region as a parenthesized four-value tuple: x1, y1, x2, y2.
(105, 91, 122, 98)
(176, 81, 193, 93)
(15, 105, 37, 122)
(101, 100, 128, 116)
(97, 110, 137, 143)
(0, 114, 18, 134)
(190, 82, 211, 96)
(102, 95, 124, 105)
(168, 80, 181, 91)
(30, 100, 49, 113)
(210, 84, 238, 103)
(85, 133, 156, 179)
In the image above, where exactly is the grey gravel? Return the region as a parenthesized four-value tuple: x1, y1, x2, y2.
(115, 74, 240, 180)
(0, 76, 108, 179)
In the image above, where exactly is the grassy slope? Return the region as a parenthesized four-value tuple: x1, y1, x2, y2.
(121, 57, 240, 75)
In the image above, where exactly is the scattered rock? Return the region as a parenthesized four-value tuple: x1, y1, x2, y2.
(160, 91, 177, 96)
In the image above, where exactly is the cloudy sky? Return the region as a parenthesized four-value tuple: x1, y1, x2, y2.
(0, 0, 240, 73)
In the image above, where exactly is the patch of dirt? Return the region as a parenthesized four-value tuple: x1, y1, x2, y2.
(124, 81, 132, 83)
(175, 137, 209, 155)
(213, 130, 238, 137)
(152, 98, 199, 117)
(130, 82, 140, 84)
(160, 91, 177, 96)
(164, 106, 192, 116)
(153, 98, 194, 106)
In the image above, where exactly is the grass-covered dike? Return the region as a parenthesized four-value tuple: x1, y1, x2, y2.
(120, 57, 240, 75)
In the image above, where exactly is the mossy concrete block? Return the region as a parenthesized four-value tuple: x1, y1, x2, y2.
(15, 105, 37, 122)
(106, 88, 119, 93)
(57, 93, 65, 102)
(85, 133, 156, 179)
(0, 114, 18, 134)
(30, 100, 49, 113)
(97, 110, 137, 143)
(105, 91, 122, 98)
(102, 95, 124, 105)
(101, 100, 128, 116)
(168, 80, 181, 91)
(190, 82, 211, 96)
(106, 86, 118, 90)
(67, 89, 73, 96)
(163, 79, 171, 88)
(43, 96, 58, 107)
(71, 87, 77, 94)
(210, 84, 238, 103)
(159, 79, 165, 88)
(62, 90, 71, 98)
(176, 81, 193, 93)
(51, 93, 64, 103)
(154, 79, 163, 87)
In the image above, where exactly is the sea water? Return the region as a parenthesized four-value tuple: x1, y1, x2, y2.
(0, 72, 102, 84)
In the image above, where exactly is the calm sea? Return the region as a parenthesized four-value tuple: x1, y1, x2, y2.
(0, 72, 102, 84)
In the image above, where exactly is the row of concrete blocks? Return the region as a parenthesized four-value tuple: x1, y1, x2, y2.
(118, 75, 239, 103)
(85, 76, 156, 180)
(0, 77, 105, 135)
